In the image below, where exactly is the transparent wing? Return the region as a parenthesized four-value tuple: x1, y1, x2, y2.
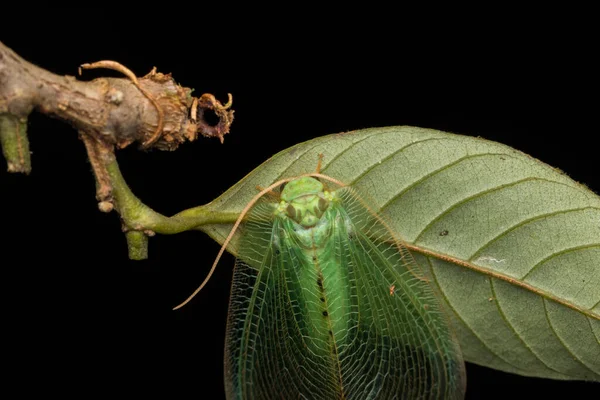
(224, 203, 340, 399)
(336, 187, 466, 399)
(224, 191, 465, 399)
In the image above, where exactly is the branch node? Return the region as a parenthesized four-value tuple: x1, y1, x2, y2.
(1, 42, 238, 261)
(98, 201, 114, 213)
(79, 60, 165, 148)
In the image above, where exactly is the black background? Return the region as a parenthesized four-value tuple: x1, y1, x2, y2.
(1, 9, 598, 399)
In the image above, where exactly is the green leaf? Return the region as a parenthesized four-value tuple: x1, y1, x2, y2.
(199, 126, 600, 381)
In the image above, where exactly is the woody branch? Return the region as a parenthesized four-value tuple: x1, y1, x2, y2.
(0, 41, 235, 259)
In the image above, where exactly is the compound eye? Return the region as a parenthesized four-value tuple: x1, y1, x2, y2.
(317, 197, 329, 213)
(286, 204, 300, 222)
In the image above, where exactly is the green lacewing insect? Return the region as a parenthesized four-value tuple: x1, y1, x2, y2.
(175, 168, 466, 399)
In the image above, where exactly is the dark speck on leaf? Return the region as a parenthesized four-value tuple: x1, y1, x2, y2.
(439, 230, 449, 236)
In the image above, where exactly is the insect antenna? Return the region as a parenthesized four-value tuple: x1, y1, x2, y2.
(172, 171, 346, 310)
(173, 177, 295, 310)
(255, 185, 280, 202)
(312, 154, 343, 192)
(315, 153, 324, 174)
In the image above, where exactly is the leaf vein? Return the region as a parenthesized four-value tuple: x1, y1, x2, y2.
(403, 244, 600, 321)
(413, 177, 579, 243)
(542, 299, 600, 376)
(588, 317, 600, 345)
(469, 207, 600, 262)
(277, 134, 342, 179)
(489, 278, 566, 375)
(348, 137, 459, 187)
(522, 243, 600, 280)
(320, 131, 383, 174)
(380, 152, 515, 211)
(427, 258, 529, 373)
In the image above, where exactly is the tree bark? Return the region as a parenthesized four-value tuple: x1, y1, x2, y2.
(0, 40, 235, 258)
(0, 40, 234, 207)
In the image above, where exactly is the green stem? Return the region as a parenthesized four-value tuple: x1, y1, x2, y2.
(0, 114, 31, 174)
(106, 158, 239, 234)
(126, 231, 149, 260)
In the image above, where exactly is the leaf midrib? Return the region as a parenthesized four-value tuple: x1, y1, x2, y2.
(404, 242, 600, 321)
